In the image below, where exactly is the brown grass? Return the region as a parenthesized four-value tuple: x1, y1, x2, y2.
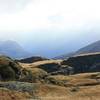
(19, 60, 62, 68)
(35, 83, 100, 100)
(1, 58, 100, 100)
(46, 72, 100, 87)
(0, 88, 31, 100)
(0, 78, 100, 100)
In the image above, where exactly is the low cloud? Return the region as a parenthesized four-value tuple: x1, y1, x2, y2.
(0, 0, 100, 32)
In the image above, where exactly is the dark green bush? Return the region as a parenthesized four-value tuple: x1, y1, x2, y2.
(0, 56, 22, 81)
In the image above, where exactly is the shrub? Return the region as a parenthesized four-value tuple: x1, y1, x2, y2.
(20, 68, 48, 83)
(0, 56, 22, 81)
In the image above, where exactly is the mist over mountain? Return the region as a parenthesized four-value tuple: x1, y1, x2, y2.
(0, 0, 100, 58)
(54, 40, 100, 59)
(76, 40, 100, 54)
(1, 38, 100, 59)
(0, 40, 32, 59)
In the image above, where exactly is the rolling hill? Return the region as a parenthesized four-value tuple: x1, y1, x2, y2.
(0, 55, 100, 100)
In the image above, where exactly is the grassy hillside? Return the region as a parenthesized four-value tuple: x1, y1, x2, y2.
(0, 55, 100, 100)
(0, 73, 100, 100)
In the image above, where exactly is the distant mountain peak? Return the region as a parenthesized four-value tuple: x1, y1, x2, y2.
(54, 40, 100, 59)
(76, 40, 100, 54)
(0, 40, 32, 59)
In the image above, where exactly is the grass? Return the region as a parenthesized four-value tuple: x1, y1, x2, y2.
(0, 72, 100, 100)
(45, 72, 100, 87)
(20, 68, 48, 83)
(0, 57, 100, 100)
(19, 60, 62, 68)
(0, 87, 32, 100)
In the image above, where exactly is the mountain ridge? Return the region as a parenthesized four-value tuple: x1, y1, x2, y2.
(0, 40, 32, 59)
(54, 40, 100, 59)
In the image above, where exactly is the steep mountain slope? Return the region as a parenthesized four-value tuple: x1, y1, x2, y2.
(0, 40, 32, 59)
(55, 40, 100, 59)
(76, 40, 100, 54)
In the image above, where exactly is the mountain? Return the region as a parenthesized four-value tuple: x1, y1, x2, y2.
(18, 56, 48, 63)
(55, 40, 100, 59)
(76, 40, 100, 54)
(0, 40, 32, 59)
(53, 52, 75, 59)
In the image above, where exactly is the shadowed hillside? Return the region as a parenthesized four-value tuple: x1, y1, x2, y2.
(18, 56, 48, 63)
(62, 53, 100, 74)
(55, 40, 100, 60)
(76, 40, 100, 54)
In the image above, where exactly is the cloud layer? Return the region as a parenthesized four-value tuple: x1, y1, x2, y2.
(0, 0, 100, 32)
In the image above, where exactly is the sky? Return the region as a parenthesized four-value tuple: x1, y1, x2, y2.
(0, 0, 100, 57)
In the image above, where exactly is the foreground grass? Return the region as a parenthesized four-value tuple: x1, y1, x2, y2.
(0, 72, 100, 100)
(46, 72, 100, 87)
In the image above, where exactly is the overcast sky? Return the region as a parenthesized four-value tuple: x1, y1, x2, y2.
(0, 0, 100, 57)
(0, 0, 100, 32)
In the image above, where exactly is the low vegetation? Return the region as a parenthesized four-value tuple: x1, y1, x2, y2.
(0, 88, 32, 100)
(45, 72, 100, 87)
(0, 56, 22, 81)
(62, 53, 100, 73)
(0, 55, 100, 100)
(19, 68, 48, 83)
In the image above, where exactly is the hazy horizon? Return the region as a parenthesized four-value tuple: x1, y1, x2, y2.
(0, 0, 100, 57)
